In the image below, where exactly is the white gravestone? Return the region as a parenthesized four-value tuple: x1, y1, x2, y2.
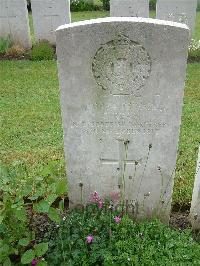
(31, 0, 71, 44)
(190, 146, 200, 230)
(0, 0, 31, 48)
(156, 0, 197, 33)
(56, 18, 189, 222)
(110, 0, 149, 17)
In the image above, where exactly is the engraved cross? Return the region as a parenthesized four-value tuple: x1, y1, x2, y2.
(100, 139, 141, 187)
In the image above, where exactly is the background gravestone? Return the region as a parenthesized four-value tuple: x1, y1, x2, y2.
(31, 0, 71, 44)
(110, 0, 149, 17)
(190, 146, 200, 230)
(0, 0, 31, 48)
(156, 0, 197, 33)
(56, 17, 189, 222)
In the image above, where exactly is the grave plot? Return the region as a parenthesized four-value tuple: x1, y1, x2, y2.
(56, 17, 189, 222)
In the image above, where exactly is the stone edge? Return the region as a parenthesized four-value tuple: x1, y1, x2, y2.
(56, 17, 189, 32)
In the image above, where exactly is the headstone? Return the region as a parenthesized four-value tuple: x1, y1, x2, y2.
(190, 146, 200, 230)
(31, 0, 71, 44)
(156, 0, 197, 33)
(0, 0, 31, 48)
(110, 0, 149, 17)
(56, 18, 189, 223)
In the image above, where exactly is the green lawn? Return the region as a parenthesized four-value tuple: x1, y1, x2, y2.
(0, 61, 64, 169)
(0, 11, 200, 207)
(194, 11, 200, 39)
(174, 63, 200, 205)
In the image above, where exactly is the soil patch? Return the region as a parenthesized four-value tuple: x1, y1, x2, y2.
(170, 212, 190, 230)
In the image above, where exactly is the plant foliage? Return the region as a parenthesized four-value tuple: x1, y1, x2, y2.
(46, 201, 200, 265)
(71, 0, 100, 12)
(0, 36, 12, 55)
(100, 0, 110, 11)
(149, 0, 157, 10)
(188, 39, 200, 61)
(0, 161, 67, 265)
(29, 42, 55, 61)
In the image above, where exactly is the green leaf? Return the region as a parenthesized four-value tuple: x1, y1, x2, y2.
(31, 231, 36, 241)
(59, 199, 65, 212)
(18, 238, 30, 247)
(3, 257, 11, 266)
(21, 249, 35, 264)
(28, 195, 40, 201)
(35, 242, 48, 257)
(22, 185, 32, 197)
(56, 180, 67, 196)
(48, 183, 56, 193)
(15, 207, 27, 222)
(48, 207, 61, 223)
(45, 194, 57, 205)
(0, 215, 4, 224)
(37, 260, 47, 266)
(29, 188, 46, 201)
(33, 200, 50, 213)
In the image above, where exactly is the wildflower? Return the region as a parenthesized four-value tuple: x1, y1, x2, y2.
(98, 199, 103, 209)
(31, 259, 38, 266)
(86, 235, 94, 244)
(89, 191, 103, 209)
(114, 216, 121, 223)
(89, 191, 101, 203)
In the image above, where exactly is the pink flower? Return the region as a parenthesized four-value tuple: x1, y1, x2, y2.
(114, 216, 121, 223)
(31, 259, 38, 266)
(110, 191, 120, 203)
(89, 191, 100, 203)
(86, 235, 94, 244)
(98, 200, 103, 209)
(89, 191, 104, 209)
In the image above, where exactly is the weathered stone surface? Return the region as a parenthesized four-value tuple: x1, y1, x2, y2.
(110, 0, 149, 17)
(156, 0, 197, 33)
(56, 18, 189, 222)
(31, 0, 71, 44)
(0, 0, 31, 48)
(190, 146, 200, 230)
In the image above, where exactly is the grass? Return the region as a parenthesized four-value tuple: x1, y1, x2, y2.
(194, 11, 200, 39)
(0, 61, 64, 175)
(0, 61, 200, 205)
(174, 63, 200, 205)
(72, 10, 109, 21)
